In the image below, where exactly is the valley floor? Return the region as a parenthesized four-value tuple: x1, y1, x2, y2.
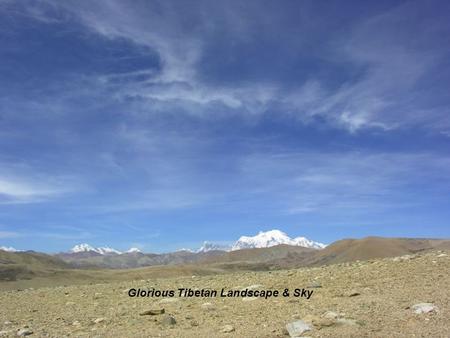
(0, 251, 449, 337)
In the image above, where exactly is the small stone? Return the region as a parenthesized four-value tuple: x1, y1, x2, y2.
(243, 284, 263, 290)
(242, 297, 258, 302)
(437, 253, 447, 257)
(286, 320, 312, 337)
(412, 303, 438, 314)
(0, 331, 11, 337)
(139, 309, 165, 316)
(336, 318, 360, 326)
(307, 282, 322, 288)
(72, 320, 81, 326)
(221, 325, 235, 333)
(347, 291, 360, 297)
(160, 315, 176, 326)
(190, 320, 199, 327)
(4, 321, 12, 326)
(200, 303, 216, 311)
(392, 254, 414, 262)
(17, 328, 33, 336)
(313, 318, 335, 329)
(158, 298, 179, 304)
(93, 317, 105, 324)
(65, 302, 75, 306)
(323, 311, 339, 320)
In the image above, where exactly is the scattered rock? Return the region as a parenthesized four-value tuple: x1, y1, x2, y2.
(323, 311, 339, 320)
(437, 253, 447, 257)
(221, 325, 235, 333)
(307, 281, 322, 288)
(158, 298, 179, 304)
(160, 315, 176, 326)
(16, 328, 33, 336)
(412, 303, 438, 314)
(139, 309, 165, 316)
(72, 320, 81, 326)
(392, 254, 414, 262)
(0, 331, 11, 337)
(93, 317, 106, 324)
(190, 320, 199, 327)
(336, 318, 360, 326)
(200, 302, 216, 311)
(242, 297, 258, 302)
(313, 318, 335, 329)
(347, 291, 361, 297)
(286, 320, 312, 337)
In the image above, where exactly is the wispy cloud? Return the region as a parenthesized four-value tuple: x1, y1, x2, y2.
(238, 152, 450, 214)
(29, 0, 446, 133)
(0, 163, 81, 204)
(0, 230, 20, 239)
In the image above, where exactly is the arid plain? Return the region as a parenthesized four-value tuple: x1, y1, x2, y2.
(0, 247, 449, 337)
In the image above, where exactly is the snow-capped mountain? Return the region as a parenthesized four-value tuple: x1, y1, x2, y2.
(70, 243, 97, 253)
(69, 230, 324, 256)
(70, 243, 122, 255)
(125, 247, 142, 253)
(0, 245, 20, 252)
(231, 230, 326, 250)
(197, 241, 232, 253)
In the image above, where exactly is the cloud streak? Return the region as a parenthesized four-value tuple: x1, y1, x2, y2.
(25, 0, 446, 133)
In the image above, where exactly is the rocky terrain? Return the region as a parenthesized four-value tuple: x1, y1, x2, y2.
(0, 250, 449, 337)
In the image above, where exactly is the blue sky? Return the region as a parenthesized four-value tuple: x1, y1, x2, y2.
(0, 0, 449, 253)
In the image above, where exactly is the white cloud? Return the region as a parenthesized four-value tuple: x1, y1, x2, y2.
(6, 0, 449, 134)
(0, 166, 80, 204)
(0, 231, 20, 239)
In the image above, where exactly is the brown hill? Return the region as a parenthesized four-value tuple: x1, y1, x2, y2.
(304, 236, 450, 266)
(0, 250, 70, 281)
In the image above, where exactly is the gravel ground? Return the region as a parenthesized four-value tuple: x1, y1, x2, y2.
(0, 251, 449, 337)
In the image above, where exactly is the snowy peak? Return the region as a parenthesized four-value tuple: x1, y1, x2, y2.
(96, 247, 122, 255)
(126, 247, 142, 253)
(231, 230, 325, 250)
(197, 241, 231, 253)
(70, 243, 122, 255)
(0, 245, 20, 252)
(291, 236, 326, 249)
(70, 243, 97, 253)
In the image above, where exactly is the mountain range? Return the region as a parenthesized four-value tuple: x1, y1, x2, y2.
(70, 243, 141, 255)
(231, 229, 326, 250)
(1, 236, 449, 285)
(53, 229, 326, 256)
